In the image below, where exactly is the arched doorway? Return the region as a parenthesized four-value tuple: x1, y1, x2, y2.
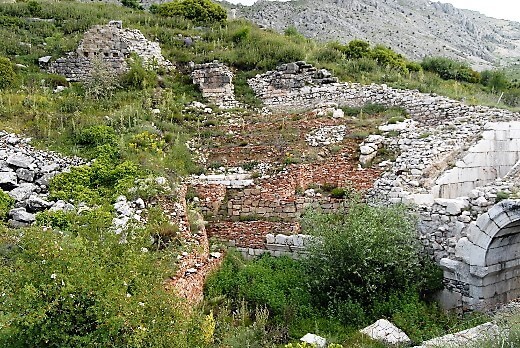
(441, 200, 520, 310)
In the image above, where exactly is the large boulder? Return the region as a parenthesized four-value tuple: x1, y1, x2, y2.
(6, 153, 34, 169)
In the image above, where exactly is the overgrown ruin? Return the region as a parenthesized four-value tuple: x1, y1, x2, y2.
(48, 21, 171, 81)
(243, 62, 520, 311)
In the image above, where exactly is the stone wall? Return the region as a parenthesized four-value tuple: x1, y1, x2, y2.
(191, 61, 240, 109)
(49, 21, 171, 82)
(191, 156, 378, 222)
(207, 221, 300, 249)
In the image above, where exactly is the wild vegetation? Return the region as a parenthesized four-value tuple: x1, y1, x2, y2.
(0, 0, 519, 347)
(204, 203, 487, 347)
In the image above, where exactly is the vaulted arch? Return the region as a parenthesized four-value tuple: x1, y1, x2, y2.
(442, 200, 520, 310)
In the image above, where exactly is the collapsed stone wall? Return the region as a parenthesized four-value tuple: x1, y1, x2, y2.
(207, 221, 300, 249)
(0, 131, 84, 227)
(49, 21, 171, 82)
(191, 61, 240, 109)
(192, 157, 378, 222)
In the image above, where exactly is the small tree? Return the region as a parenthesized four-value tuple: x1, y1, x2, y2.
(0, 57, 15, 90)
(301, 201, 441, 309)
(345, 39, 371, 59)
(153, 0, 227, 24)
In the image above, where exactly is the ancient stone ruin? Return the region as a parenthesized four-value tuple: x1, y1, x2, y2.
(243, 62, 520, 311)
(249, 61, 337, 106)
(191, 61, 240, 109)
(48, 21, 171, 82)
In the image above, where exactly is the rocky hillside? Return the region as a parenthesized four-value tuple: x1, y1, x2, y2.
(231, 0, 520, 70)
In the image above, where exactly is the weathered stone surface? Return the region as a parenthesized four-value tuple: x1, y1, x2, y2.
(49, 21, 172, 82)
(300, 333, 326, 348)
(9, 207, 36, 223)
(9, 183, 37, 202)
(413, 322, 501, 348)
(7, 153, 34, 168)
(360, 319, 411, 345)
(0, 171, 17, 189)
(16, 168, 35, 182)
(191, 61, 239, 109)
(26, 195, 53, 212)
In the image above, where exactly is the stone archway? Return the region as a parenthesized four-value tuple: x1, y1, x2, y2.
(440, 200, 520, 311)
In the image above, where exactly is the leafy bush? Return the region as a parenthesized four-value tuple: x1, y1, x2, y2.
(0, 56, 15, 89)
(205, 251, 313, 321)
(121, 0, 142, 10)
(481, 69, 510, 92)
(153, 0, 227, 24)
(75, 125, 117, 148)
(330, 187, 348, 199)
(48, 155, 139, 204)
(0, 189, 14, 221)
(345, 39, 371, 59)
(301, 202, 440, 309)
(119, 55, 157, 90)
(0, 223, 192, 347)
(421, 57, 480, 83)
(370, 45, 407, 72)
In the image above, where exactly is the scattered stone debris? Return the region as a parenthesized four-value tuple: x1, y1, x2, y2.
(0, 131, 83, 227)
(305, 125, 347, 147)
(360, 319, 411, 346)
(413, 322, 502, 348)
(112, 195, 146, 239)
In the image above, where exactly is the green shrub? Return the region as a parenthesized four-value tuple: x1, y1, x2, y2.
(48, 154, 139, 204)
(205, 252, 313, 321)
(154, 0, 227, 24)
(27, 0, 42, 17)
(330, 187, 348, 199)
(421, 57, 480, 83)
(0, 189, 14, 221)
(0, 223, 191, 347)
(345, 39, 371, 59)
(481, 69, 510, 92)
(35, 210, 75, 229)
(119, 55, 157, 90)
(121, 0, 142, 10)
(75, 125, 117, 148)
(370, 45, 408, 72)
(43, 73, 69, 89)
(0, 56, 15, 89)
(301, 201, 440, 309)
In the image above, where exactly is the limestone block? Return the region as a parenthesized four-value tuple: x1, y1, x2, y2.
(0, 171, 17, 189)
(7, 153, 34, 169)
(360, 319, 411, 346)
(274, 234, 288, 245)
(9, 183, 37, 202)
(9, 207, 36, 223)
(300, 333, 326, 348)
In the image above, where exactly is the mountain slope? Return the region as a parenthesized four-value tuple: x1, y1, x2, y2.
(231, 0, 520, 70)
